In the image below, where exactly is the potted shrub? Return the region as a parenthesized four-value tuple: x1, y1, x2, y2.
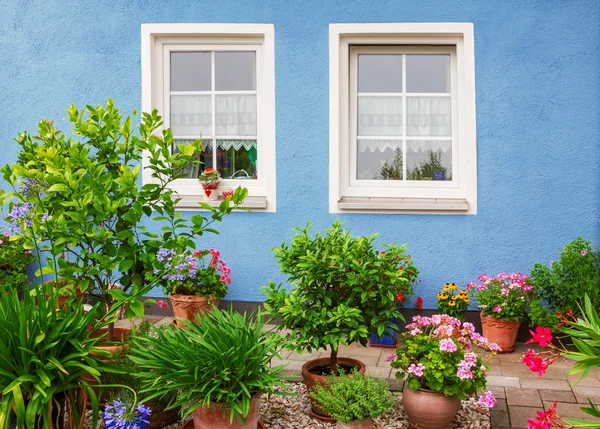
(467, 273, 534, 353)
(388, 314, 500, 429)
(154, 247, 230, 326)
(434, 282, 470, 321)
(309, 371, 394, 429)
(129, 308, 285, 429)
(262, 220, 410, 418)
(0, 99, 247, 344)
(198, 168, 221, 200)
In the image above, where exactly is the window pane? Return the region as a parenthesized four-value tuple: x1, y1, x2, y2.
(215, 52, 256, 91)
(170, 95, 212, 136)
(358, 54, 402, 93)
(406, 140, 452, 181)
(216, 95, 257, 136)
(217, 140, 257, 179)
(172, 139, 213, 179)
(406, 55, 450, 93)
(357, 141, 403, 180)
(357, 96, 403, 136)
(406, 96, 452, 137)
(170, 52, 211, 91)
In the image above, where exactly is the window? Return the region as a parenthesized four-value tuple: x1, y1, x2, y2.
(142, 24, 276, 211)
(329, 23, 477, 214)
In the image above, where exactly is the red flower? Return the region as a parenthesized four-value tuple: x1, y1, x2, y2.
(397, 292, 403, 302)
(416, 296, 423, 312)
(380, 251, 386, 255)
(87, 324, 94, 331)
(522, 349, 549, 377)
(526, 326, 553, 347)
(399, 266, 404, 270)
(526, 402, 557, 429)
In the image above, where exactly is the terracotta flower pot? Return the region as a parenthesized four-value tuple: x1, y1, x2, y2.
(480, 314, 521, 354)
(301, 357, 366, 419)
(191, 393, 262, 429)
(44, 281, 84, 306)
(337, 418, 373, 429)
(402, 386, 461, 429)
(171, 294, 220, 327)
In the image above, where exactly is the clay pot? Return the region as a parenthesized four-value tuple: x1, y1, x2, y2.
(480, 314, 521, 354)
(191, 393, 262, 429)
(402, 386, 460, 429)
(44, 281, 84, 306)
(171, 294, 219, 327)
(337, 418, 373, 429)
(301, 357, 367, 419)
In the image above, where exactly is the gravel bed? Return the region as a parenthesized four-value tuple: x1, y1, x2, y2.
(84, 383, 490, 429)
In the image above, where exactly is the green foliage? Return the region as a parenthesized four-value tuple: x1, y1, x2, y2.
(528, 299, 560, 333)
(406, 151, 449, 181)
(0, 284, 115, 429)
(379, 148, 403, 180)
(435, 283, 470, 320)
(529, 237, 600, 326)
(0, 236, 34, 291)
(0, 99, 247, 323)
(309, 371, 394, 423)
(129, 308, 285, 425)
(262, 220, 415, 370)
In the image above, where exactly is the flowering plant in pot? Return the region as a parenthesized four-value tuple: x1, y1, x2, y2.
(130, 308, 285, 429)
(262, 220, 411, 418)
(155, 247, 230, 325)
(104, 393, 152, 429)
(521, 295, 600, 428)
(309, 371, 394, 429)
(198, 168, 221, 200)
(435, 282, 470, 320)
(467, 272, 534, 353)
(388, 314, 500, 429)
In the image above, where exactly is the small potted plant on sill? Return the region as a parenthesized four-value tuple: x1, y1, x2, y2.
(435, 282, 470, 321)
(130, 308, 286, 429)
(309, 371, 394, 429)
(199, 168, 221, 200)
(263, 220, 409, 419)
(389, 314, 500, 429)
(467, 272, 534, 353)
(154, 247, 230, 326)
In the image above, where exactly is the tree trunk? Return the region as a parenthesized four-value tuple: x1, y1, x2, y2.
(330, 348, 338, 375)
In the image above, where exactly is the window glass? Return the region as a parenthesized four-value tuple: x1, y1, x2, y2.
(170, 52, 211, 91)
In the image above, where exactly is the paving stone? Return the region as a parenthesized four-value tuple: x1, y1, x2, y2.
(490, 410, 510, 427)
(520, 378, 571, 390)
(376, 353, 395, 367)
(387, 377, 404, 391)
(365, 366, 391, 379)
(489, 386, 506, 399)
(544, 401, 597, 420)
(153, 316, 175, 327)
(287, 350, 323, 361)
(506, 388, 543, 407)
(572, 386, 600, 405)
(507, 406, 542, 428)
(486, 375, 520, 388)
(502, 362, 567, 379)
(494, 398, 508, 412)
(539, 389, 577, 403)
(338, 345, 383, 359)
(279, 360, 304, 376)
(568, 373, 600, 387)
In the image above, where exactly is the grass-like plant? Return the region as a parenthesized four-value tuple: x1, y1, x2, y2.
(129, 308, 286, 425)
(309, 371, 394, 423)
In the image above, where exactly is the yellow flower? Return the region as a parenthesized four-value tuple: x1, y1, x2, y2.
(443, 283, 451, 291)
(437, 292, 448, 300)
(458, 290, 468, 297)
(450, 283, 459, 290)
(448, 300, 456, 307)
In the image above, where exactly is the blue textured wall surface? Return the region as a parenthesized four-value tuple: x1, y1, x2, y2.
(1, 0, 599, 306)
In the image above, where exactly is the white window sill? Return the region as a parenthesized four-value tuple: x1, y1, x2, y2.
(337, 196, 469, 213)
(175, 195, 268, 210)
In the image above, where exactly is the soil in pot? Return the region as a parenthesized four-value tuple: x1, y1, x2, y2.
(191, 393, 262, 429)
(170, 294, 219, 327)
(337, 418, 373, 429)
(402, 386, 460, 429)
(301, 357, 366, 420)
(480, 314, 521, 354)
(146, 399, 180, 429)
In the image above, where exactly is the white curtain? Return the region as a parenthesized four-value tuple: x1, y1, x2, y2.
(357, 96, 403, 136)
(406, 97, 452, 137)
(170, 95, 212, 136)
(216, 95, 257, 136)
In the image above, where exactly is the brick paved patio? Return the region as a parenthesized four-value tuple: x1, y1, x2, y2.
(120, 317, 600, 428)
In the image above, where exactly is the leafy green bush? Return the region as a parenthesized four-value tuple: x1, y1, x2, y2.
(309, 371, 394, 423)
(529, 237, 600, 328)
(0, 234, 33, 291)
(129, 308, 285, 425)
(263, 220, 414, 373)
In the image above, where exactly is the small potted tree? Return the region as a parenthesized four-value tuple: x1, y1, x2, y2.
(262, 220, 410, 418)
(309, 371, 394, 429)
(154, 247, 230, 326)
(129, 308, 285, 429)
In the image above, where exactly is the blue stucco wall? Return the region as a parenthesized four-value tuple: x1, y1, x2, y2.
(1, 0, 599, 307)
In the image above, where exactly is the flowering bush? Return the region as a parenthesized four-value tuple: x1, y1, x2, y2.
(389, 314, 500, 403)
(104, 397, 151, 429)
(435, 283, 470, 320)
(467, 273, 534, 321)
(0, 231, 34, 291)
(528, 237, 600, 330)
(522, 295, 600, 428)
(155, 248, 230, 299)
(198, 168, 221, 186)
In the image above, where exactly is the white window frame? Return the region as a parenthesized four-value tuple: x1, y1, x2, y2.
(141, 23, 276, 212)
(329, 23, 477, 214)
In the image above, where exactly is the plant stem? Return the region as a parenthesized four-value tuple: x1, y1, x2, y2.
(330, 348, 338, 375)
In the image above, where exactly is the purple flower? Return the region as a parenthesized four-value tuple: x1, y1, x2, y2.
(581, 249, 588, 256)
(407, 363, 425, 377)
(384, 353, 397, 362)
(156, 248, 176, 262)
(439, 338, 457, 352)
(478, 391, 496, 408)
